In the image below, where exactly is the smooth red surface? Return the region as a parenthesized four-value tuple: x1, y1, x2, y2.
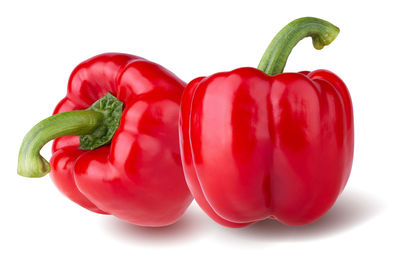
(50, 53, 193, 226)
(179, 67, 353, 227)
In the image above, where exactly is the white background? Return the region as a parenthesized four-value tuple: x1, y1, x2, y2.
(1, 0, 399, 266)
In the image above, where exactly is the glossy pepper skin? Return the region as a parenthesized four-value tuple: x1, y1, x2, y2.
(179, 17, 354, 227)
(19, 53, 193, 226)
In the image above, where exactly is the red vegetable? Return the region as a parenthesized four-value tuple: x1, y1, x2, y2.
(179, 17, 354, 227)
(18, 53, 193, 226)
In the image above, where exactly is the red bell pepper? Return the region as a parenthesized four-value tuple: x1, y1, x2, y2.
(179, 17, 354, 227)
(18, 53, 193, 226)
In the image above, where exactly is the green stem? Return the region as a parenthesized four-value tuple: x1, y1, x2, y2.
(18, 93, 123, 178)
(257, 17, 340, 76)
(18, 110, 104, 177)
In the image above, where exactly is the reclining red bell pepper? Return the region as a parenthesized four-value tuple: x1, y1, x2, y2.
(18, 53, 193, 226)
(179, 17, 354, 227)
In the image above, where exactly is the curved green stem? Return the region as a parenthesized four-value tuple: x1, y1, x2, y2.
(18, 93, 123, 178)
(18, 110, 104, 177)
(257, 17, 340, 76)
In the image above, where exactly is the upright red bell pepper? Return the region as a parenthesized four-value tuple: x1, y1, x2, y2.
(179, 17, 354, 227)
(18, 53, 193, 226)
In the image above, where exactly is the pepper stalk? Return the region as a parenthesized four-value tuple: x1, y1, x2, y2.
(257, 17, 340, 76)
(18, 93, 123, 177)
